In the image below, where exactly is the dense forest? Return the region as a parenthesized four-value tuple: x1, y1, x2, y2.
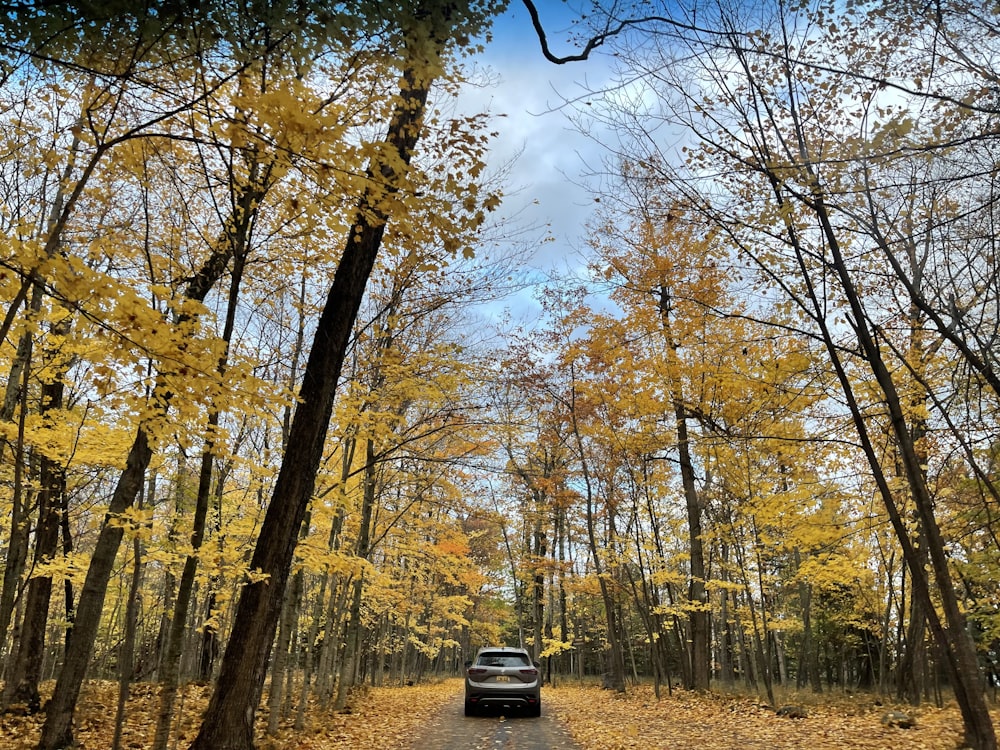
(0, 1, 998, 749)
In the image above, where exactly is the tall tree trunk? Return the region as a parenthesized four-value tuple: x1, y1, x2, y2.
(59, 473, 77, 655)
(36, 207, 246, 750)
(718, 584, 734, 684)
(675, 403, 710, 690)
(657, 286, 710, 690)
(666, 586, 692, 688)
(270, 508, 310, 731)
(897, 554, 928, 704)
(334, 438, 378, 712)
(112, 492, 145, 750)
(0, 324, 35, 666)
(294, 569, 328, 730)
(198, 472, 227, 683)
(732, 590, 754, 688)
(532, 522, 546, 664)
(793, 549, 821, 693)
(878, 547, 896, 696)
(799, 188, 996, 749)
(187, 24, 443, 748)
(3, 355, 68, 713)
(316, 577, 351, 704)
(152, 206, 250, 750)
(315, 442, 355, 704)
(198, 590, 219, 682)
(151, 455, 213, 750)
(568, 367, 626, 694)
(37, 429, 153, 750)
(267, 586, 296, 734)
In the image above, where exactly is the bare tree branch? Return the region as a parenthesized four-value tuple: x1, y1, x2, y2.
(521, 0, 678, 63)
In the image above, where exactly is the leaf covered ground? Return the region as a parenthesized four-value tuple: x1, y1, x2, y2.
(0, 680, 436, 750)
(543, 681, 997, 750)
(1, 678, 996, 749)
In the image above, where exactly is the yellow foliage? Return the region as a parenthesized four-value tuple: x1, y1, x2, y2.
(540, 638, 574, 658)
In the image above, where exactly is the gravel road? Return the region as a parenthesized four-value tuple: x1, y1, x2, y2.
(404, 686, 581, 750)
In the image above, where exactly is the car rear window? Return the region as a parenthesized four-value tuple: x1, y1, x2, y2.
(477, 652, 531, 667)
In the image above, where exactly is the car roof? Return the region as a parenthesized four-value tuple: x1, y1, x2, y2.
(476, 646, 529, 653)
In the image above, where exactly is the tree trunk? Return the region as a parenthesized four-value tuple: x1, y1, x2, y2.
(897, 573, 928, 705)
(0, 328, 34, 667)
(198, 589, 219, 682)
(59, 473, 77, 655)
(794, 549, 821, 693)
(3, 380, 66, 713)
(774, 631, 788, 685)
(675, 403, 710, 690)
(335, 438, 378, 712)
(3, 316, 71, 710)
(37, 428, 152, 749)
(557, 505, 570, 679)
(294, 570, 328, 730)
(267, 586, 296, 735)
(816, 200, 995, 749)
(657, 286, 710, 691)
(532, 522, 546, 664)
(665, 585, 692, 688)
(316, 577, 351, 704)
(719, 588, 734, 685)
(568, 368, 627, 694)
(153, 204, 249, 750)
(198, 471, 228, 683)
(112, 496, 145, 750)
(314, 444, 354, 704)
(187, 27, 442, 748)
(36, 209, 245, 750)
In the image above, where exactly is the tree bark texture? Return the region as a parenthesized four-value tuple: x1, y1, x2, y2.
(37, 429, 152, 750)
(36, 215, 245, 750)
(812, 191, 997, 750)
(2, 312, 69, 711)
(187, 29, 441, 750)
(657, 285, 711, 691)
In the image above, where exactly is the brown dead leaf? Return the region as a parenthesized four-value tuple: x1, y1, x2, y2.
(542, 682, 999, 750)
(3, 678, 995, 750)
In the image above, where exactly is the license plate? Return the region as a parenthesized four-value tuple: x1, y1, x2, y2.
(495, 675, 510, 682)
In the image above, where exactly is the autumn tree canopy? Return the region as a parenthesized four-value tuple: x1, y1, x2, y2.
(0, 1, 997, 749)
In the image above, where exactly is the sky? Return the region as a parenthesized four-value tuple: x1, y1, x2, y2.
(455, 2, 621, 323)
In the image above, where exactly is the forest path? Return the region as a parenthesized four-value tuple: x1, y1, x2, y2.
(402, 682, 581, 750)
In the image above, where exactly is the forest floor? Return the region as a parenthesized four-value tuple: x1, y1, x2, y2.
(542, 680, 997, 750)
(1, 677, 996, 749)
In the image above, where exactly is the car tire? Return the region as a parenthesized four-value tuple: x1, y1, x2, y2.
(530, 701, 541, 717)
(464, 700, 476, 717)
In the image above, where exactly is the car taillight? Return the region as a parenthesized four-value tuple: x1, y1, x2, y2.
(468, 667, 488, 676)
(519, 668, 538, 676)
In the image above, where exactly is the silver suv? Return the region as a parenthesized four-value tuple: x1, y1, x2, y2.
(464, 646, 541, 717)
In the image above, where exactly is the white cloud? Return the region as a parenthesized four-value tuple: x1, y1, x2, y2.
(454, 3, 618, 322)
